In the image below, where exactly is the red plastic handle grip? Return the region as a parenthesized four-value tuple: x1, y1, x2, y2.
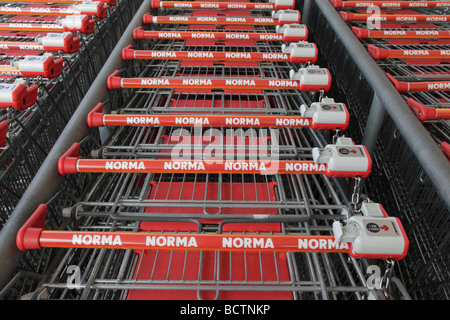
(106, 75, 330, 92)
(122, 49, 291, 62)
(87, 113, 348, 130)
(144, 15, 286, 26)
(0, 0, 115, 5)
(369, 45, 450, 60)
(0, 22, 65, 32)
(152, 1, 293, 10)
(0, 5, 105, 18)
(388, 74, 450, 93)
(17, 202, 349, 253)
(132, 28, 305, 42)
(353, 27, 450, 39)
(341, 13, 450, 22)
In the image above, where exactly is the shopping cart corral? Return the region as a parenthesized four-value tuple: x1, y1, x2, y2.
(0, 0, 415, 301)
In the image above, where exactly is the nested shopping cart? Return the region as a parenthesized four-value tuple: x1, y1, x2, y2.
(306, 0, 450, 300)
(0, 0, 141, 228)
(2, 0, 412, 301)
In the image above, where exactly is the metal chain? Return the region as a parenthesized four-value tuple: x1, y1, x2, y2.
(380, 258, 395, 299)
(332, 128, 342, 144)
(351, 176, 362, 213)
(318, 89, 324, 102)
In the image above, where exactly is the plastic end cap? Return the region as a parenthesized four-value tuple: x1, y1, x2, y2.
(441, 142, 450, 160)
(133, 27, 144, 40)
(143, 14, 153, 24)
(58, 142, 80, 175)
(367, 44, 388, 60)
(352, 26, 369, 39)
(107, 70, 121, 89)
(339, 11, 352, 22)
(386, 73, 408, 93)
(16, 204, 47, 251)
(87, 103, 104, 128)
(407, 98, 436, 121)
(151, 0, 161, 9)
(122, 45, 134, 61)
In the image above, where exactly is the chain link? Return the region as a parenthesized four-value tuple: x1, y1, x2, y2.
(318, 89, 324, 102)
(351, 176, 361, 213)
(332, 128, 342, 144)
(380, 258, 395, 299)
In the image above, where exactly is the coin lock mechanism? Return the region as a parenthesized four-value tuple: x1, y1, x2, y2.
(312, 137, 372, 178)
(282, 41, 318, 63)
(332, 202, 409, 260)
(300, 97, 349, 130)
(271, 10, 301, 24)
(276, 24, 308, 42)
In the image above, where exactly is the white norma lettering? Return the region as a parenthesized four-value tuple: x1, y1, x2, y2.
(222, 237, 274, 249)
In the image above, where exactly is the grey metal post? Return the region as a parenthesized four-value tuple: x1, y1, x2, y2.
(301, 0, 312, 25)
(362, 94, 386, 157)
(0, 0, 153, 291)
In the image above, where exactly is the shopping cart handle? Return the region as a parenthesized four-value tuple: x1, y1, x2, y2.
(87, 102, 104, 127)
(312, 137, 372, 178)
(16, 204, 47, 251)
(16, 203, 350, 253)
(58, 142, 80, 175)
(407, 98, 437, 121)
(441, 142, 450, 160)
(0, 120, 7, 146)
(332, 202, 409, 260)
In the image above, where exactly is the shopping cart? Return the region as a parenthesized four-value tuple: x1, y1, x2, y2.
(0, 0, 141, 228)
(0, 0, 414, 301)
(308, 0, 450, 300)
